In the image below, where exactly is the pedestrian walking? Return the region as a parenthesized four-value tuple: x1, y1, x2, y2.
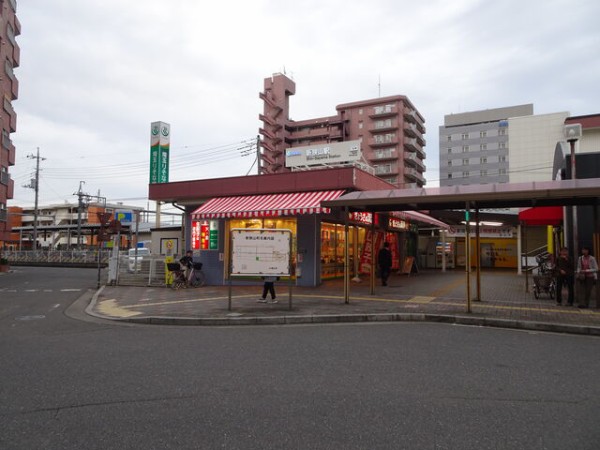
(576, 246, 598, 309)
(555, 247, 574, 305)
(377, 241, 393, 286)
(258, 276, 278, 303)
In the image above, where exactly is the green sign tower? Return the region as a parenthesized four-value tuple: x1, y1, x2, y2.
(150, 121, 170, 184)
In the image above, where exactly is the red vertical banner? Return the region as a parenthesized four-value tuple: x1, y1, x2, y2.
(387, 232, 400, 270)
(191, 221, 201, 250)
(200, 222, 209, 250)
(359, 231, 384, 274)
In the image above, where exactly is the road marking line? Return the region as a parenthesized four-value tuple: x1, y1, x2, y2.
(409, 296, 436, 304)
(60, 289, 82, 292)
(24, 289, 39, 292)
(97, 299, 142, 318)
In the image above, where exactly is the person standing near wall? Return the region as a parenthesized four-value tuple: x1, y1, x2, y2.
(555, 247, 574, 306)
(576, 246, 598, 309)
(377, 242, 393, 287)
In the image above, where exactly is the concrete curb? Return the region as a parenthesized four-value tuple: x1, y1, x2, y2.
(85, 288, 600, 336)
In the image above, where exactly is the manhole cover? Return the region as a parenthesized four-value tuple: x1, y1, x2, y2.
(15, 315, 46, 321)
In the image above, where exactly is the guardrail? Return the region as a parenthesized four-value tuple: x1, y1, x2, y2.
(3, 250, 111, 266)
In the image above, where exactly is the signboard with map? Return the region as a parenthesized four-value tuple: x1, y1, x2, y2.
(230, 229, 291, 276)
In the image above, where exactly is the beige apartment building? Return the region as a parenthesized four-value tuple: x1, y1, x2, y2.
(259, 73, 426, 188)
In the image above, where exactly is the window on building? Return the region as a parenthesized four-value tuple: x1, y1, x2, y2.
(499, 168, 506, 175)
(358, 121, 363, 129)
(373, 104, 394, 115)
(448, 160, 452, 166)
(462, 171, 469, 178)
(6, 23, 16, 47)
(374, 164, 393, 175)
(480, 131, 487, 138)
(375, 148, 394, 159)
(462, 146, 469, 152)
(480, 170, 487, 177)
(499, 129, 506, 136)
(374, 133, 395, 144)
(4, 60, 14, 80)
(447, 148, 452, 154)
(385, 177, 397, 184)
(462, 159, 468, 165)
(374, 119, 392, 129)
(462, 133, 469, 140)
(499, 155, 506, 162)
(499, 142, 506, 149)
(480, 144, 487, 151)
(447, 135, 452, 142)
(448, 173, 453, 179)
(480, 157, 487, 164)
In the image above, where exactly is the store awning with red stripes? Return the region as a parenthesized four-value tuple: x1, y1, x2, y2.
(191, 190, 346, 219)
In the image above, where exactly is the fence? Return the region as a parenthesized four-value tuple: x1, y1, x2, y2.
(4, 250, 111, 266)
(111, 255, 168, 287)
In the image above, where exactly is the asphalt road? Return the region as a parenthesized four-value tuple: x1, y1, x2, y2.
(1, 267, 599, 450)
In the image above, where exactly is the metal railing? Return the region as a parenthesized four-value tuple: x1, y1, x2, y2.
(3, 249, 111, 265)
(521, 245, 549, 293)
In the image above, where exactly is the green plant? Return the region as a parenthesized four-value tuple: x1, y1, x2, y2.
(0, 256, 8, 265)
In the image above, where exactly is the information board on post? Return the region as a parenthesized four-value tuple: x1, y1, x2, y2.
(230, 229, 292, 277)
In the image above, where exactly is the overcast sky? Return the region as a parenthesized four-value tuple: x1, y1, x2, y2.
(9, 0, 600, 213)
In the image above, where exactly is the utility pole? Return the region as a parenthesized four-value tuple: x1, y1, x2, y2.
(75, 181, 88, 249)
(24, 148, 46, 250)
(256, 135, 261, 175)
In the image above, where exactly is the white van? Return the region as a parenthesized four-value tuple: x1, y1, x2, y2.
(128, 247, 151, 272)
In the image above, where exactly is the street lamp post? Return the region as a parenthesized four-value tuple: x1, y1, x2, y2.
(564, 123, 582, 276)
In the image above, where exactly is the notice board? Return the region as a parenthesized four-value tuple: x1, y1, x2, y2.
(230, 229, 291, 276)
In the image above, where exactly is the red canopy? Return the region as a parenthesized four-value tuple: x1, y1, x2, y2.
(518, 206, 563, 226)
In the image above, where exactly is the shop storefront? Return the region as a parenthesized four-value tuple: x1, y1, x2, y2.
(148, 167, 450, 287)
(447, 225, 518, 269)
(188, 193, 432, 286)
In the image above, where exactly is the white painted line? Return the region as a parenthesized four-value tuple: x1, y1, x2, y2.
(60, 289, 82, 292)
(24, 289, 39, 292)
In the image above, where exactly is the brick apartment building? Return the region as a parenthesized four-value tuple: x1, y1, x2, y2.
(259, 73, 426, 188)
(0, 0, 20, 243)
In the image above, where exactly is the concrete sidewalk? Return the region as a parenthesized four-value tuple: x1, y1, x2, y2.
(88, 270, 600, 335)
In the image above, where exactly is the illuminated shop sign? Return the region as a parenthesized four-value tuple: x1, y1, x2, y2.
(388, 217, 408, 230)
(349, 211, 373, 225)
(192, 220, 219, 250)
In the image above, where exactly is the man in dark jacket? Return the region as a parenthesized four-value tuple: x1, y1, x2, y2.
(555, 247, 574, 305)
(377, 242, 393, 286)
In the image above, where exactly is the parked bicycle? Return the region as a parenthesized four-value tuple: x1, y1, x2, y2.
(166, 262, 205, 289)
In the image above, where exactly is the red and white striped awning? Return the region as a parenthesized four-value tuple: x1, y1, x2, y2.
(191, 190, 346, 219)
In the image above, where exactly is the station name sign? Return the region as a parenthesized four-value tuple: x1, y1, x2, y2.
(285, 139, 362, 168)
